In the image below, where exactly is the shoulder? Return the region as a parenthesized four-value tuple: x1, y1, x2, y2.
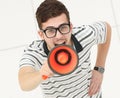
(72, 24, 93, 41)
(88, 21, 107, 32)
(73, 21, 107, 37)
(24, 40, 45, 52)
(29, 40, 44, 49)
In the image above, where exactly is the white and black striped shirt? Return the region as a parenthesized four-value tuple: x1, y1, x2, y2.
(19, 21, 107, 98)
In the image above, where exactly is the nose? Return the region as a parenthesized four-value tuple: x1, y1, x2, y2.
(55, 30, 63, 38)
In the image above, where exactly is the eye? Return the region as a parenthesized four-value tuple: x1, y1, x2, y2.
(59, 24, 70, 33)
(45, 28, 56, 38)
(46, 28, 56, 33)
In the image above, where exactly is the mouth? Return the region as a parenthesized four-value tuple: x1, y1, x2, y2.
(54, 42, 66, 46)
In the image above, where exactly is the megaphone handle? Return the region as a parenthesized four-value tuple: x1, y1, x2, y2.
(42, 75, 48, 80)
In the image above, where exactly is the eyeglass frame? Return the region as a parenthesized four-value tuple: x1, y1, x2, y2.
(40, 23, 71, 38)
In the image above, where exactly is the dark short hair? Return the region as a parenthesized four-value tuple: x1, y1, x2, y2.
(36, 0, 70, 29)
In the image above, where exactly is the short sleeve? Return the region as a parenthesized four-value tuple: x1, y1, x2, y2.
(19, 40, 47, 70)
(89, 21, 107, 44)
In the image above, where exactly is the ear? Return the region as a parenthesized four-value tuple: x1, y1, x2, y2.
(70, 22, 73, 30)
(38, 31, 44, 40)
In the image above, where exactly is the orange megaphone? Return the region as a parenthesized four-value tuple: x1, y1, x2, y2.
(42, 45, 78, 80)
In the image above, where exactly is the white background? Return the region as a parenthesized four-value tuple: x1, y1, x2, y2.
(0, 0, 120, 98)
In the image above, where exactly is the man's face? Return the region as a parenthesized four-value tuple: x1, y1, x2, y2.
(38, 13, 73, 50)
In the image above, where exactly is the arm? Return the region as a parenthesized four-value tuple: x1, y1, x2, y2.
(95, 22, 111, 67)
(18, 61, 54, 91)
(88, 22, 111, 96)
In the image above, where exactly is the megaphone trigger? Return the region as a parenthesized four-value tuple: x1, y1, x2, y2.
(42, 75, 48, 80)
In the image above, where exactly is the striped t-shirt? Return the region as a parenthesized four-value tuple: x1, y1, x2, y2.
(19, 21, 107, 98)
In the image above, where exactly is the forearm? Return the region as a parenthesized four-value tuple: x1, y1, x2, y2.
(19, 62, 54, 91)
(19, 67, 43, 91)
(95, 22, 111, 67)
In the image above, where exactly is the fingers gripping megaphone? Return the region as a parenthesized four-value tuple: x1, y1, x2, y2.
(42, 45, 78, 80)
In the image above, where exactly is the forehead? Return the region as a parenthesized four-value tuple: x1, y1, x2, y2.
(42, 13, 68, 29)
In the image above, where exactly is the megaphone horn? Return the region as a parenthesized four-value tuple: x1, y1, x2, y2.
(42, 45, 78, 80)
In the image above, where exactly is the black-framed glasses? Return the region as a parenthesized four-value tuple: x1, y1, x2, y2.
(41, 23, 70, 38)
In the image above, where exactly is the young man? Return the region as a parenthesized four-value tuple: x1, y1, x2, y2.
(18, 0, 111, 98)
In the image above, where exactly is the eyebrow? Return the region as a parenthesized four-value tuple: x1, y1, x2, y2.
(43, 22, 69, 30)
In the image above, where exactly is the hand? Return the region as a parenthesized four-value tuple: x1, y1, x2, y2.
(40, 60, 54, 80)
(88, 70, 103, 96)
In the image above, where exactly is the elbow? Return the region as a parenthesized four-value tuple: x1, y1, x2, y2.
(106, 22, 112, 38)
(105, 22, 112, 44)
